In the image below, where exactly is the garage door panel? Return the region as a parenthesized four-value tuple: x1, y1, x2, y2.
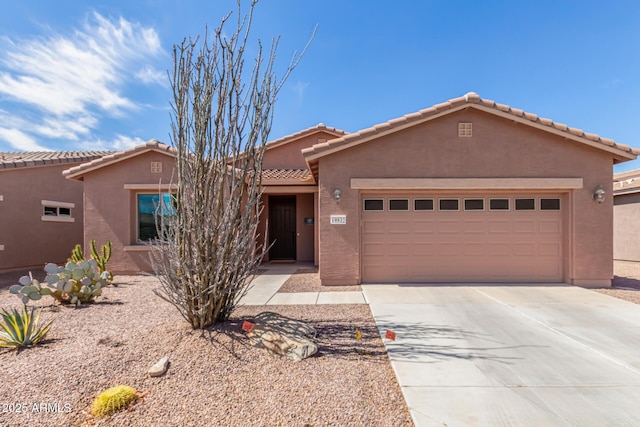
(362, 194, 563, 283)
(513, 220, 536, 234)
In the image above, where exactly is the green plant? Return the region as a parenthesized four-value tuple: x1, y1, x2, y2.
(69, 243, 84, 263)
(90, 240, 112, 280)
(10, 261, 110, 306)
(91, 385, 138, 417)
(0, 306, 53, 350)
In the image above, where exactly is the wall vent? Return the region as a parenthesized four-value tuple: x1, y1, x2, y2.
(151, 161, 163, 174)
(0, 245, 4, 251)
(458, 122, 473, 137)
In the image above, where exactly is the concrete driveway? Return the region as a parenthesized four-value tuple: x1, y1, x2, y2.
(362, 283, 640, 427)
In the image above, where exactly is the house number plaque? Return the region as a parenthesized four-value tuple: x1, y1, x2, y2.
(330, 215, 347, 225)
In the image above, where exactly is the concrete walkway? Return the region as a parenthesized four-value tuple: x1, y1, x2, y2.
(239, 262, 366, 306)
(362, 283, 640, 426)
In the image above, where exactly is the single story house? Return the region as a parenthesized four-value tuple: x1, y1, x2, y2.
(0, 151, 110, 272)
(613, 169, 640, 265)
(64, 93, 639, 287)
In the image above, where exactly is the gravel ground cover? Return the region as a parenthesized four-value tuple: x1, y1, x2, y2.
(593, 261, 640, 304)
(0, 274, 412, 427)
(277, 269, 362, 293)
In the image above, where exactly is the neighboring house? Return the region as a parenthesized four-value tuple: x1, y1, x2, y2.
(0, 151, 110, 272)
(64, 93, 638, 287)
(63, 142, 177, 274)
(613, 169, 640, 264)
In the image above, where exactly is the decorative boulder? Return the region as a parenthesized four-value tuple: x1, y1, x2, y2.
(148, 355, 170, 377)
(246, 312, 318, 361)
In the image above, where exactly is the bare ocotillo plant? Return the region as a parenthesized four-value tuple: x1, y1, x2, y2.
(151, 1, 312, 329)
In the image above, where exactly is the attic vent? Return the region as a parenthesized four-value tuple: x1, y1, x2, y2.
(458, 122, 472, 137)
(151, 161, 163, 174)
(317, 138, 327, 143)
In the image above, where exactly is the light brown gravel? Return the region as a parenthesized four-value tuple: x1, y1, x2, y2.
(278, 269, 362, 293)
(0, 275, 412, 427)
(593, 261, 640, 304)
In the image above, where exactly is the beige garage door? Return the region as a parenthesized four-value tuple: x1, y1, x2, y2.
(361, 194, 563, 283)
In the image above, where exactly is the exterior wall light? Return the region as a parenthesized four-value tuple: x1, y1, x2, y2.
(593, 186, 605, 203)
(333, 188, 342, 203)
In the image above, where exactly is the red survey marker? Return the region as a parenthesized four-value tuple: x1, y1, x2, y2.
(385, 330, 396, 341)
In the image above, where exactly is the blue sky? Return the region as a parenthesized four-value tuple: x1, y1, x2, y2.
(1, 1, 639, 172)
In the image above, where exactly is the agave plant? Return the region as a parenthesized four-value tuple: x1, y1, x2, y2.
(0, 306, 53, 350)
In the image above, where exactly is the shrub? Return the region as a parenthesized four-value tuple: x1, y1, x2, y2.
(10, 260, 110, 306)
(0, 306, 52, 350)
(91, 385, 138, 417)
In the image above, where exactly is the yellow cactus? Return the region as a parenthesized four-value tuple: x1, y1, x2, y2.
(91, 385, 138, 417)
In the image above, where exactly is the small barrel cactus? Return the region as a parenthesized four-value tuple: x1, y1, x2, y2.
(91, 385, 138, 417)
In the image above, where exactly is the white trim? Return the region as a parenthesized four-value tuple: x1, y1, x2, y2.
(514, 198, 537, 211)
(489, 198, 510, 211)
(363, 198, 385, 211)
(124, 183, 177, 191)
(463, 198, 485, 211)
(41, 215, 75, 223)
(351, 177, 584, 190)
(413, 198, 435, 211)
(41, 200, 75, 209)
(438, 198, 460, 211)
(388, 198, 410, 211)
(124, 245, 152, 252)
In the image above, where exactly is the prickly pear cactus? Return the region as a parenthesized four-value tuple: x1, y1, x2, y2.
(9, 273, 53, 304)
(10, 261, 111, 306)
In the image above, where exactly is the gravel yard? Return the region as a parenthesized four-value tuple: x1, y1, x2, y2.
(278, 269, 362, 293)
(0, 273, 412, 427)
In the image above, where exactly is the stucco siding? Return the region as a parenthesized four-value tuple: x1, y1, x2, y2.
(317, 109, 614, 286)
(0, 164, 86, 271)
(81, 151, 176, 273)
(614, 193, 640, 262)
(263, 131, 340, 170)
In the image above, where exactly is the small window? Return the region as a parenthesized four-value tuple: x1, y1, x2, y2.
(414, 199, 434, 211)
(489, 199, 509, 210)
(41, 200, 75, 222)
(540, 198, 561, 211)
(439, 199, 459, 211)
(389, 199, 409, 211)
(458, 122, 473, 137)
(464, 199, 484, 211)
(364, 199, 384, 211)
(515, 198, 535, 210)
(43, 206, 58, 216)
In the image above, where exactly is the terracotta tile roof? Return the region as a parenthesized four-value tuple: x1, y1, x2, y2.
(265, 123, 348, 151)
(64, 140, 175, 180)
(614, 169, 640, 195)
(302, 93, 639, 168)
(261, 168, 314, 184)
(0, 151, 112, 170)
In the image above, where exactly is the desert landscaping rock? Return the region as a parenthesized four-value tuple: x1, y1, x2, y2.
(247, 311, 318, 361)
(148, 355, 169, 377)
(0, 274, 412, 426)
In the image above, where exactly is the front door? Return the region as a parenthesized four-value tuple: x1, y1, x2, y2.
(269, 196, 296, 260)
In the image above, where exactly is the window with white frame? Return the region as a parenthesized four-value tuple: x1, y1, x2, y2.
(137, 193, 176, 241)
(41, 200, 75, 222)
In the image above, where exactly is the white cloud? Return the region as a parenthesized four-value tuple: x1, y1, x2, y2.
(291, 81, 310, 104)
(81, 134, 147, 151)
(0, 12, 164, 150)
(0, 127, 51, 151)
(135, 65, 167, 86)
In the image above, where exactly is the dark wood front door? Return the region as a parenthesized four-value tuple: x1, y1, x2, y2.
(269, 196, 296, 260)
